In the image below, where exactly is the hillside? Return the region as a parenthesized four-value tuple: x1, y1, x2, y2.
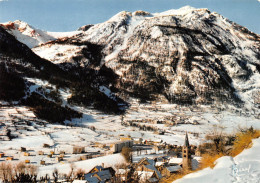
(0, 6, 259, 127)
(0, 26, 126, 124)
(32, 6, 260, 117)
(174, 137, 260, 183)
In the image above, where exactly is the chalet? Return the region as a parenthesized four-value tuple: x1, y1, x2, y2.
(120, 137, 133, 141)
(137, 170, 161, 183)
(40, 160, 45, 165)
(25, 160, 30, 164)
(21, 147, 26, 152)
(24, 152, 30, 156)
(137, 157, 155, 167)
(43, 143, 50, 148)
(38, 151, 44, 155)
(85, 177, 100, 183)
(73, 146, 85, 154)
(83, 165, 115, 183)
(88, 165, 115, 176)
(155, 161, 165, 167)
(135, 158, 162, 182)
(80, 155, 90, 161)
(195, 146, 202, 156)
(154, 157, 168, 167)
(88, 166, 104, 173)
(56, 156, 63, 162)
(6, 156, 13, 161)
(0, 152, 4, 158)
(115, 168, 129, 182)
(136, 164, 162, 178)
(168, 157, 182, 166)
(162, 156, 170, 162)
(161, 165, 181, 177)
(92, 170, 112, 182)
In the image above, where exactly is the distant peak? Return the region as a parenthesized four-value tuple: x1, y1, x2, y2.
(1, 20, 34, 32)
(133, 10, 152, 17)
(108, 11, 132, 22)
(107, 6, 211, 23)
(152, 6, 209, 17)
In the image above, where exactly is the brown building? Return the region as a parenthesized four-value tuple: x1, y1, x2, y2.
(161, 165, 181, 177)
(73, 146, 85, 154)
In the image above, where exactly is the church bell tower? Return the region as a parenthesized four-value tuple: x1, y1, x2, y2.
(182, 132, 192, 170)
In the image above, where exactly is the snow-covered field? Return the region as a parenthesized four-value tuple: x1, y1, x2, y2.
(37, 153, 125, 178)
(1, 78, 259, 178)
(1, 95, 260, 177)
(174, 138, 260, 183)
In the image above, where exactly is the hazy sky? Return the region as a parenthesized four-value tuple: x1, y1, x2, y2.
(0, 0, 259, 33)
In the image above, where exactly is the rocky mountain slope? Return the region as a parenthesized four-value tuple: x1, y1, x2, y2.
(0, 26, 126, 124)
(31, 6, 260, 115)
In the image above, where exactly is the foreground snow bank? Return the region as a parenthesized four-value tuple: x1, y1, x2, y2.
(174, 138, 260, 183)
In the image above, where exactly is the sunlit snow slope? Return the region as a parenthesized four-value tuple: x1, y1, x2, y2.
(0, 20, 80, 48)
(174, 138, 260, 183)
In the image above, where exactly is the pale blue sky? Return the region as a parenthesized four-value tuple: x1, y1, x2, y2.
(0, 0, 259, 34)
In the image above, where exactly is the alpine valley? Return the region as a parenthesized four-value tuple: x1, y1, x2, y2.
(0, 6, 260, 182)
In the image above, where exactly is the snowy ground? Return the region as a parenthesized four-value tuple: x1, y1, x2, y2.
(37, 153, 126, 178)
(1, 83, 260, 178)
(174, 137, 260, 183)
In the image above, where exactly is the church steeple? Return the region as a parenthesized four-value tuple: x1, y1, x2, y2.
(182, 132, 191, 170)
(184, 132, 190, 147)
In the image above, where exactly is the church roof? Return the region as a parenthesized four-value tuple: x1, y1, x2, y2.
(184, 132, 190, 147)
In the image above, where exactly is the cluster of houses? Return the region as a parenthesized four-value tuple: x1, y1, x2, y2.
(0, 138, 134, 166)
(71, 133, 199, 183)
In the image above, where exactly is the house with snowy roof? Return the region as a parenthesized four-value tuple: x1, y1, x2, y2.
(137, 157, 155, 166)
(115, 168, 129, 182)
(92, 169, 112, 182)
(135, 157, 162, 182)
(161, 165, 182, 177)
(83, 165, 115, 182)
(136, 170, 160, 183)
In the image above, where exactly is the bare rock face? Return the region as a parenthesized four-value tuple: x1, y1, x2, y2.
(33, 6, 260, 109)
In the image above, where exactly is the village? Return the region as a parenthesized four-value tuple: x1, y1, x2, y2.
(0, 127, 202, 183)
(0, 98, 259, 182)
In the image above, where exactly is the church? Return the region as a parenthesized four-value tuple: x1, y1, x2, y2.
(182, 132, 192, 170)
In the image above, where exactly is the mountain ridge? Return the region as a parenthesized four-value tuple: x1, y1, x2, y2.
(32, 6, 260, 115)
(1, 6, 260, 122)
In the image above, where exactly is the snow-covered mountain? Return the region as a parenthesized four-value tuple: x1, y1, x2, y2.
(31, 6, 260, 116)
(0, 20, 80, 48)
(0, 25, 126, 124)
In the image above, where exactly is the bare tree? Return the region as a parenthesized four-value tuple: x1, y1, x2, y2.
(53, 168, 59, 183)
(121, 147, 132, 163)
(0, 162, 13, 182)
